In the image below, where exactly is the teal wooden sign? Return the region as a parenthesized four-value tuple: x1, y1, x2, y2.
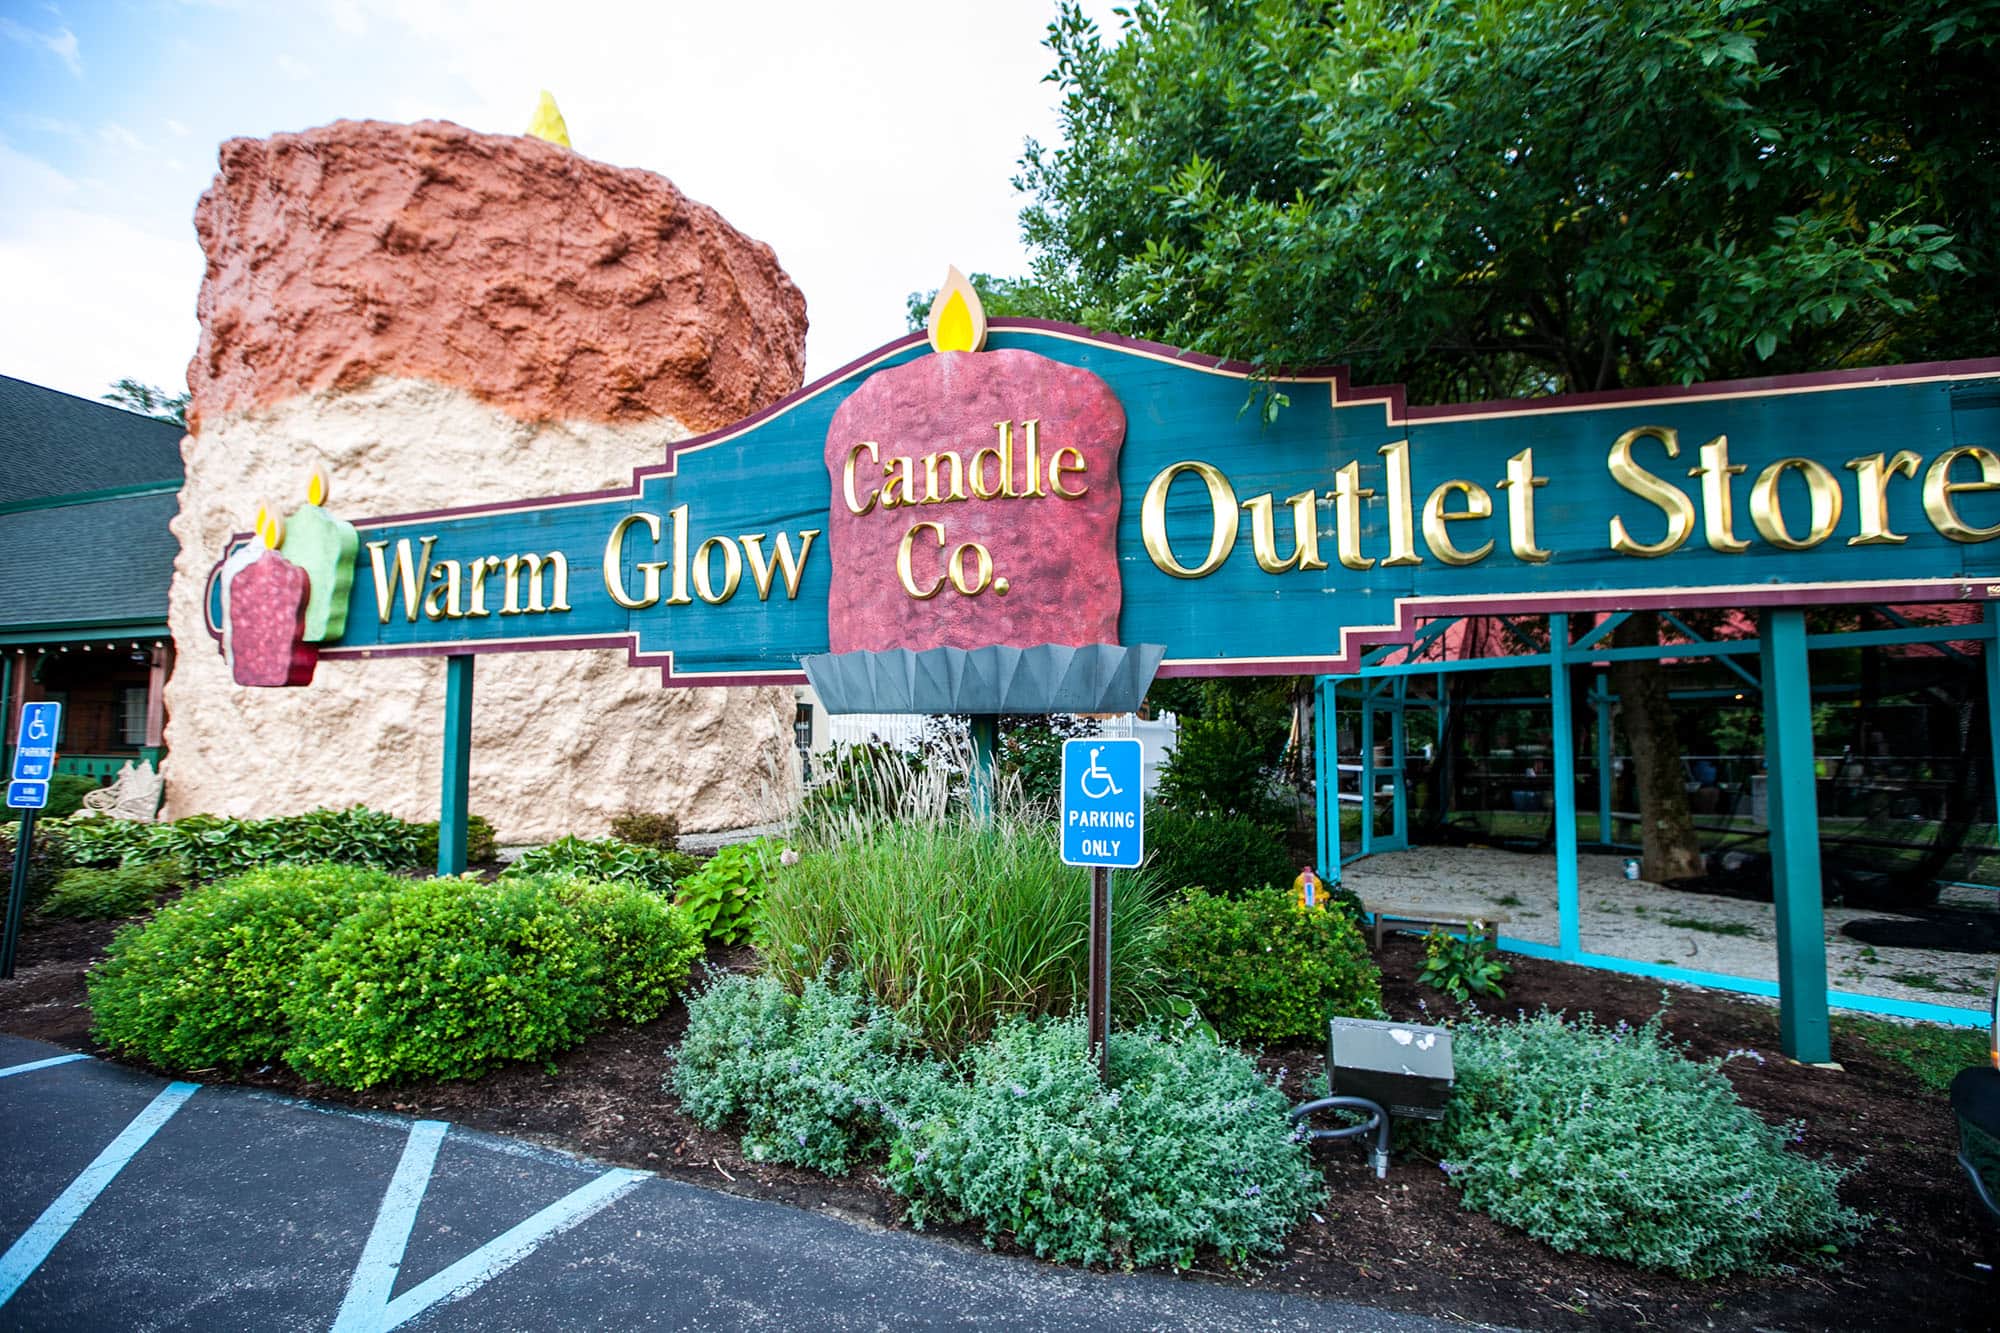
(204, 313, 2000, 687)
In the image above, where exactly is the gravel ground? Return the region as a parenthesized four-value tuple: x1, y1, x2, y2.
(1338, 845, 1996, 1011)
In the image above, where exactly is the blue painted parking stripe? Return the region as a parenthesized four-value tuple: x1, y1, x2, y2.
(376, 1167, 648, 1332)
(0, 1080, 200, 1306)
(332, 1119, 449, 1333)
(0, 1053, 90, 1079)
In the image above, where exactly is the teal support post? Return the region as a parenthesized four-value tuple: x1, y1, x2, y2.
(1359, 688, 1376, 857)
(438, 654, 474, 877)
(1593, 677, 1613, 847)
(1314, 678, 1338, 882)
(1389, 694, 1409, 848)
(1987, 607, 2000, 835)
(968, 713, 998, 822)
(1549, 615, 1581, 960)
(1759, 608, 1831, 1063)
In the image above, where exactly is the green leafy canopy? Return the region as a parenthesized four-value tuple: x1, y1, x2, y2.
(1018, 0, 2000, 400)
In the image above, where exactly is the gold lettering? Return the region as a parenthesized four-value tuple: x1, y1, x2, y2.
(897, 521, 947, 599)
(1607, 426, 1694, 557)
(423, 559, 463, 620)
(1420, 480, 1494, 566)
(1378, 440, 1422, 567)
(921, 452, 967, 504)
(692, 536, 742, 604)
(1332, 461, 1376, 570)
(1050, 446, 1088, 500)
(666, 504, 692, 606)
(970, 421, 1015, 501)
(741, 529, 820, 600)
(1494, 447, 1550, 563)
(1141, 461, 1239, 579)
(1749, 457, 1843, 550)
(603, 512, 668, 610)
(1924, 446, 2000, 542)
(1687, 435, 1750, 554)
(1023, 419, 1047, 498)
(882, 455, 919, 510)
(467, 556, 501, 617)
(842, 441, 880, 516)
(1845, 451, 1920, 546)
(500, 551, 571, 614)
(1243, 489, 1326, 573)
(948, 541, 995, 595)
(365, 536, 435, 624)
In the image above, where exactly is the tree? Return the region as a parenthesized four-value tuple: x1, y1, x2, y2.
(1016, 0, 2000, 879)
(102, 378, 189, 428)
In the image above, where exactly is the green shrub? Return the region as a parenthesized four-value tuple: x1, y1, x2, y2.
(88, 864, 405, 1070)
(58, 807, 465, 881)
(286, 877, 605, 1089)
(502, 835, 693, 895)
(0, 819, 74, 909)
(416, 813, 498, 867)
(672, 971, 941, 1174)
(1142, 805, 1296, 896)
(887, 1015, 1323, 1269)
(39, 858, 187, 919)
(1419, 925, 1512, 1002)
(1156, 714, 1289, 823)
(674, 839, 776, 946)
(1424, 1010, 1866, 1278)
(763, 817, 1171, 1053)
(609, 810, 680, 850)
(49, 816, 162, 868)
(541, 876, 704, 1024)
(1159, 886, 1383, 1045)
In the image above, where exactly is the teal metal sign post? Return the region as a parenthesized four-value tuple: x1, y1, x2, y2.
(438, 655, 474, 876)
(1760, 609, 1832, 1064)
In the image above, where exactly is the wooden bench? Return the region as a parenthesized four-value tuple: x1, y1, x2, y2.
(1361, 903, 1506, 951)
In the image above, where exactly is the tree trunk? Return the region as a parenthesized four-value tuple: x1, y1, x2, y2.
(1609, 612, 1706, 883)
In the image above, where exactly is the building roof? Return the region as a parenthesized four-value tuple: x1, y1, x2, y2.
(0, 376, 184, 639)
(0, 374, 184, 507)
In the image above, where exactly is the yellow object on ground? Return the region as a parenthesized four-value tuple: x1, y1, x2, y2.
(527, 91, 571, 148)
(1293, 867, 1326, 910)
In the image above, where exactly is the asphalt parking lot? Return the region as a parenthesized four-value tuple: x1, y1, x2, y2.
(0, 1034, 1471, 1332)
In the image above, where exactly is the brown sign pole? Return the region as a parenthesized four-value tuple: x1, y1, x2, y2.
(1088, 864, 1111, 1078)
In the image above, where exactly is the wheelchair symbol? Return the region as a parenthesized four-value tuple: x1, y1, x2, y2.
(1079, 746, 1123, 800)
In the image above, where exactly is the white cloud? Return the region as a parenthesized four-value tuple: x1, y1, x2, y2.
(276, 52, 312, 81)
(0, 17, 81, 76)
(98, 122, 146, 152)
(165, 118, 190, 137)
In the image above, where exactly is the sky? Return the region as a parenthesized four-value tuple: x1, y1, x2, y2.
(0, 0, 1125, 405)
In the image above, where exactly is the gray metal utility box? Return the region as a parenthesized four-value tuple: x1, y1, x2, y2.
(1328, 1017, 1455, 1120)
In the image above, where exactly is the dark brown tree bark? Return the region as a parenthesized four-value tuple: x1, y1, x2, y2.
(1609, 612, 1706, 883)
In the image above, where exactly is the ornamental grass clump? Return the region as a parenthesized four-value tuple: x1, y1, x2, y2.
(1424, 1009, 1866, 1278)
(886, 1015, 1323, 1269)
(762, 817, 1170, 1054)
(672, 971, 942, 1174)
(88, 864, 406, 1070)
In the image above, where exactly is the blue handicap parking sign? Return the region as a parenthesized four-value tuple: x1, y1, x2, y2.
(7, 701, 63, 810)
(1061, 737, 1143, 868)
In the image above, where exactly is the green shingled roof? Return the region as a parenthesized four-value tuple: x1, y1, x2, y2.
(0, 376, 185, 637)
(0, 374, 184, 507)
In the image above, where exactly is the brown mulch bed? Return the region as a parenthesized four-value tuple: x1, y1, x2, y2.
(2, 912, 1990, 1330)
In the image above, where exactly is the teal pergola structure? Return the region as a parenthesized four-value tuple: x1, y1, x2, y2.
(1312, 607, 1997, 1060)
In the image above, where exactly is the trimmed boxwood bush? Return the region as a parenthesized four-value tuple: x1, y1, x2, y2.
(546, 876, 704, 1024)
(1423, 1009, 1866, 1278)
(887, 1015, 1323, 1269)
(89, 864, 406, 1070)
(39, 858, 187, 919)
(1159, 886, 1384, 1044)
(1143, 805, 1295, 896)
(285, 877, 606, 1089)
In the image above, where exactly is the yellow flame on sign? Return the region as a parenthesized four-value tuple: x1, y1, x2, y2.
(926, 265, 987, 354)
(306, 470, 328, 508)
(255, 504, 284, 550)
(527, 90, 572, 148)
